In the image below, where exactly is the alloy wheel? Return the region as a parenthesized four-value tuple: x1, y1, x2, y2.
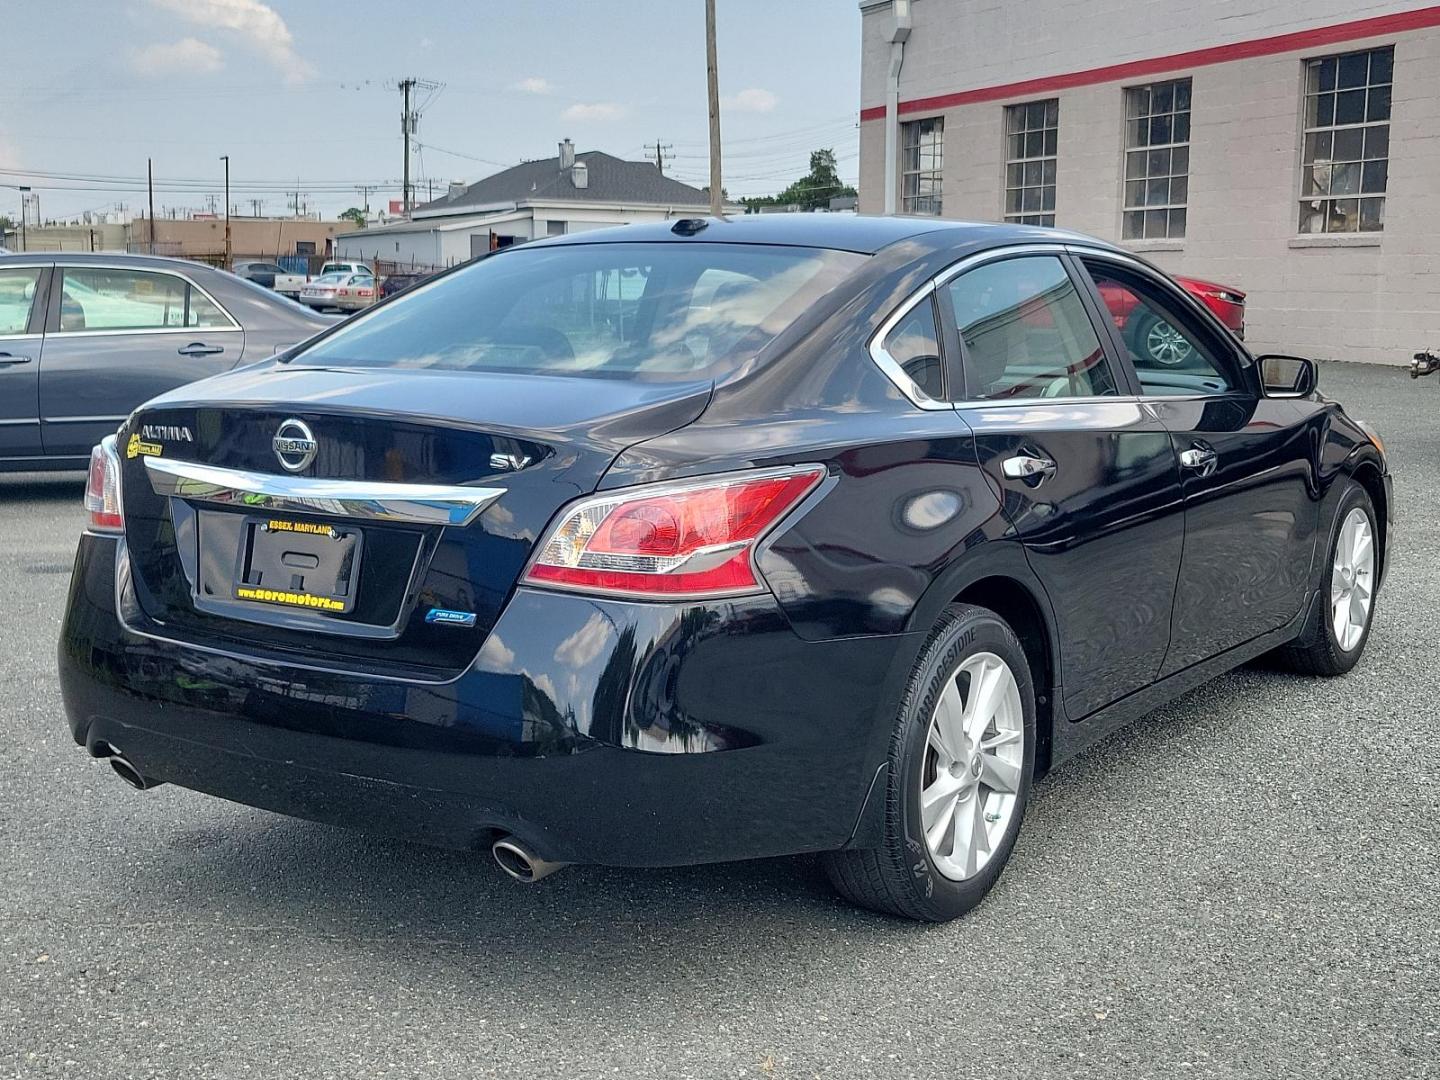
(920, 651, 1025, 881)
(1146, 320, 1194, 366)
(1331, 506, 1375, 651)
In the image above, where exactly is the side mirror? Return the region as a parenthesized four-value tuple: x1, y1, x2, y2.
(1258, 354, 1318, 398)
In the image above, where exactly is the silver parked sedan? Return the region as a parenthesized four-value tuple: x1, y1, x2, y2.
(299, 271, 377, 312)
(0, 252, 333, 472)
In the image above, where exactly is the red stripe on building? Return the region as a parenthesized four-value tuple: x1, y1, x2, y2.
(858, 5, 1440, 121)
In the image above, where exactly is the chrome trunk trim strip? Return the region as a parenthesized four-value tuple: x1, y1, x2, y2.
(143, 456, 503, 527)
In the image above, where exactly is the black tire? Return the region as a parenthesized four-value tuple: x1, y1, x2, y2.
(823, 603, 1037, 922)
(1273, 482, 1378, 676)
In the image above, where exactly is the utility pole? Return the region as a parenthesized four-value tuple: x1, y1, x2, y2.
(146, 161, 155, 253)
(645, 139, 672, 176)
(400, 77, 415, 214)
(355, 184, 375, 216)
(705, 0, 723, 216)
(250, 198, 263, 217)
(18, 185, 28, 251)
(220, 154, 231, 268)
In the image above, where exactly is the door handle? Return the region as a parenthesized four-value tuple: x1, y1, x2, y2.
(1002, 454, 1058, 481)
(178, 342, 224, 357)
(1179, 445, 1218, 477)
(0, 352, 32, 366)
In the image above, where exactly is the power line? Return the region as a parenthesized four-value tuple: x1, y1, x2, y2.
(412, 141, 513, 170)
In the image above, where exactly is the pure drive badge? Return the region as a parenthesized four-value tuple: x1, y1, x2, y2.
(425, 608, 478, 628)
(272, 418, 318, 473)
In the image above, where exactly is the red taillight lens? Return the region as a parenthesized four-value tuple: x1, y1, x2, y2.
(83, 434, 124, 533)
(358, 288, 374, 298)
(523, 466, 826, 599)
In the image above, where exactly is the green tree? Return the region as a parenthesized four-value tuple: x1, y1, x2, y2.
(743, 148, 858, 213)
(338, 206, 367, 226)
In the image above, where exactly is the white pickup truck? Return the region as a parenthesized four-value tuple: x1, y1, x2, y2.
(232, 260, 309, 298)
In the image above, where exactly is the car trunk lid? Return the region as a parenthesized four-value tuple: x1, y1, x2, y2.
(119, 363, 711, 678)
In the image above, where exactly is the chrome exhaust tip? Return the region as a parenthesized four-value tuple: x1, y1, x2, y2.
(108, 754, 163, 791)
(491, 837, 568, 883)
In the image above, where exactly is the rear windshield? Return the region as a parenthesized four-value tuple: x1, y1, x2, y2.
(288, 241, 866, 379)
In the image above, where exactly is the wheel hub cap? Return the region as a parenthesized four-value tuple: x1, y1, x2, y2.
(919, 651, 1025, 881)
(1330, 507, 1375, 652)
(1147, 321, 1194, 366)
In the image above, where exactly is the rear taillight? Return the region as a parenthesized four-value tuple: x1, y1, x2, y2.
(522, 465, 826, 599)
(84, 434, 123, 533)
(358, 288, 374, 298)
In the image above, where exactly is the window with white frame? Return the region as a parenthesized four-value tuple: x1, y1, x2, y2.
(901, 117, 943, 215)
(1300, 46, 1393, 234)
(1123, 78, 1191, 240)
(1004, 99, 1058, 226)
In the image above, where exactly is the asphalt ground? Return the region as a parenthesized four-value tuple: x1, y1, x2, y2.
(1, 361, 1436, 1079)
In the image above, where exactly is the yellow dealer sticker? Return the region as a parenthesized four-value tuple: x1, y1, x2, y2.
(125, 434, 162, 459)
(264, 520, 337, 537)
(235, 586, 345, 612)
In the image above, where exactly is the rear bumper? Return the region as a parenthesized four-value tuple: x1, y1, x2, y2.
(59, 534, 910, 866)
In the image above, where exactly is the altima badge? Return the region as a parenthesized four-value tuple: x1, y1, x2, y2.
(272, 418, 318, 473)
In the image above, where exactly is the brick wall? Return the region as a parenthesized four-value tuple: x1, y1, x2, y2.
(859, 1, 1440, 364)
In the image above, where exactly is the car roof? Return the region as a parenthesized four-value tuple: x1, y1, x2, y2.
(519, 213, 1107, 256)
(0, 251, 229, 274)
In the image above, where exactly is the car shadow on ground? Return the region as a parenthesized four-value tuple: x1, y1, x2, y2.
(0, 473, 86, 499)
(100, 664, 1294, 975)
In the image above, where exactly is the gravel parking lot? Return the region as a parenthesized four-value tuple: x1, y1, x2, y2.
(1, 361, 1435, 1080)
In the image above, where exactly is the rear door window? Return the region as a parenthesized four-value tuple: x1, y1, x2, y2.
(944, 255, 1118, 400)
(56, 268, 188, 332)
(290, 242, 867, 379)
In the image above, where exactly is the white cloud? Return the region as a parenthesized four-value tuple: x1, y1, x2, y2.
(561, 102, 626, 122)
(554, 613, 613, 670)
(725, 87, 779, 113)
(513, 76, 552, 95)
(128, 37, 225, 76)
(146, 0, 311, 82)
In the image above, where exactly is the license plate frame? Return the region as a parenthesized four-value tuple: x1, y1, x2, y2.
(232, 516, 363, 615)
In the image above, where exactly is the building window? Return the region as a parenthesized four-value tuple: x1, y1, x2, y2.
(1005, 99, 1058, 226)
(1300, 46, 1393, 234)
(1123, 78, 1191, 240)
(901, 117, 943, 215)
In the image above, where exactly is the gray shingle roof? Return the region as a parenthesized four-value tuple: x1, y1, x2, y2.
(416, 151, 711, 214)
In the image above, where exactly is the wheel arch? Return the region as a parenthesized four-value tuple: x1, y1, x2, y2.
(952, 575, 1058, 776)
(1348, 456, 1388, 581)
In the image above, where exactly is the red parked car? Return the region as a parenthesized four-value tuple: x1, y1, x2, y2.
(1097, 275, 1246, 369)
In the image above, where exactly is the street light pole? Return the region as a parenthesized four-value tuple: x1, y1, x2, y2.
(220, 155, 231, 269)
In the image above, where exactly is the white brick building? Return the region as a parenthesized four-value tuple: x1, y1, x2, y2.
(858, 1, 1440, 365)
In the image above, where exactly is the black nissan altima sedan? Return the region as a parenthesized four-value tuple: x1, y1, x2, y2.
(58, 215, 1391, 921)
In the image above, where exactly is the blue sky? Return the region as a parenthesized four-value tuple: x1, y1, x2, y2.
(2, 0, 862, 221)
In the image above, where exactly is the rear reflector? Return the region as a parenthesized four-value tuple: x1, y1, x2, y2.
(84, 434, 124, 533)
(523, 465, 826, 599)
